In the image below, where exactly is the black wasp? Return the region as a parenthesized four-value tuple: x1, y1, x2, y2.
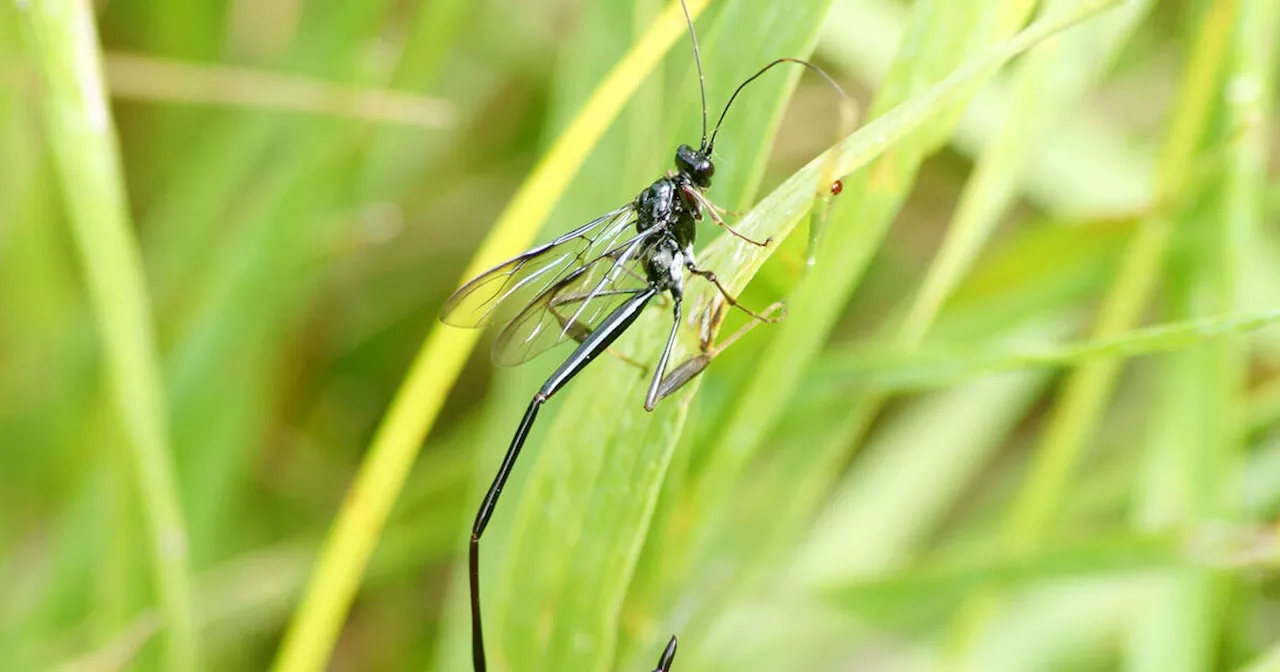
(440, 1, 846, 669)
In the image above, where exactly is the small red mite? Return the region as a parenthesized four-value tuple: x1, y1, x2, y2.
(830, 179, 843, 196)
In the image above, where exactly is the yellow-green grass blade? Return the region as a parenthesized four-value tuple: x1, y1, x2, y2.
(16, 0, 197, 669)
(102, 53, 456, 128)
(815, 309, 1280, 394)
(271, 3, 711, 672)
(818, 527, 1279, 611)
(818, 0, 1155, 217)
(898, 0, 1154, 346)
(48, 429, 475, 669)
(656, 8, 1052, 652)
(151, 0, 437, 564)
(633, 202, 1128, 666)
(690, 0, 1073, 525)
(1240, 643, 1280, 672)
(943, 0, 1246, 663)
(793, 0, 1157, 608)
(1127, 1, 1278, 670)
(1005, 0, 1243, 558)
(1223, 0, 1280, 417)
(485, 4, 836, 670)
(482, 2, 1130, 670)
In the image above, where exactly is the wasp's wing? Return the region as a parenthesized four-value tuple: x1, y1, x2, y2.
(492, 230, 660, 366)
(440, 205, 638, 328)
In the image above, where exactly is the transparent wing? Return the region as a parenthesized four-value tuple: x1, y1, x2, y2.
(440, 205, 638, 328)
(492, 230, 661, 366)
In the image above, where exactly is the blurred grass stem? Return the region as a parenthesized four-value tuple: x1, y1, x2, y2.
(103, 53, 456, 128)
(17, 0, 198, 669)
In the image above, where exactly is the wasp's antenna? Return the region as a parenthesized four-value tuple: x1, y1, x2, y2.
(706, 57, 852, 153)
(679, 0, 709, 150)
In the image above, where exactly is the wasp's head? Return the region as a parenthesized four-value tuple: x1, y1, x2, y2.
(675, 144, 714, 189)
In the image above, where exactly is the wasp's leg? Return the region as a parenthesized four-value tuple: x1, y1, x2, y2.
(650, 298, 786, 406)
(685, 263, 786, 324)
(681, 185, 770, 247)
(644, 293, 684, 412)
(708, 201, 746, 218)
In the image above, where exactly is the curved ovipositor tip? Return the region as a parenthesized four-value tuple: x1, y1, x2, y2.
(653, 635, 678, 672)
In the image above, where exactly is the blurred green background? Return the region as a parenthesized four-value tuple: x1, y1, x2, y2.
(3, 0, 1280, 670)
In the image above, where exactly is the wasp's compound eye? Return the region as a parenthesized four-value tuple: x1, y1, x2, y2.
(675, 144, 714, 188)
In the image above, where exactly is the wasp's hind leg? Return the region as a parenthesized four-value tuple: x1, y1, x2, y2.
(685, 263, 785, 324)
(649, 294, 786, 406)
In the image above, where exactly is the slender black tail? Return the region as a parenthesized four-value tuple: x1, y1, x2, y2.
(470, 396, 543, 672)
(469, 536, 486, 672)
(468, 288, 655, 670)
(655, 635, 678, 672)
(473, 397, 542, 537)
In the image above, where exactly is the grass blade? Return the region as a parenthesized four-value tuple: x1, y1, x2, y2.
(898, 0, 1153, 345)
(825, 532, 1186, 610)
(270, 3, 711, 671)
(16, 0, 197, 668)
(944, 0, 1245, 663)
(1126, 1, 1278, 670)
(692, 0, 1122, 520)
(486, 4, 835, 669)
(1004, 0, 1241, 564)
(816, 309, 1280, 394)
(483, 2, 1129, 670)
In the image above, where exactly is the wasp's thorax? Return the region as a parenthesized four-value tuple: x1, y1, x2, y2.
(675, 144, 714, 188)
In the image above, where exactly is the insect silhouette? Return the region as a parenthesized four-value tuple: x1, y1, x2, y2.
(439, 1, 848, 669)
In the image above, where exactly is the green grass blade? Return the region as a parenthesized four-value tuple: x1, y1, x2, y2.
(270, 4, 711, 671)
(899, 0, 1153, 346)
(12, 0, 1276, 669)
(819, 0, 1155, 217)
(692, 0, 1123, 520)
(1239, 644, 1280, 672)
(16, 1, 197, 669)
(968, 580, 1148, 670)
(102, 53, 456, 128)
(1238, 0, 1280, 435)
(749, 0, 1046, 527)
(825, 532, 1187, 610)
(1006, 0, 1242, 559)
(794, 329, 1065, 587)
(1127, 1, 1278, 670)
(486, 4, 835, 669)
(816, 309, 1280, 394)
(943, 0, 1244, 663)
(50, 434, 473, 669)
(482, 2, 1129, 670)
